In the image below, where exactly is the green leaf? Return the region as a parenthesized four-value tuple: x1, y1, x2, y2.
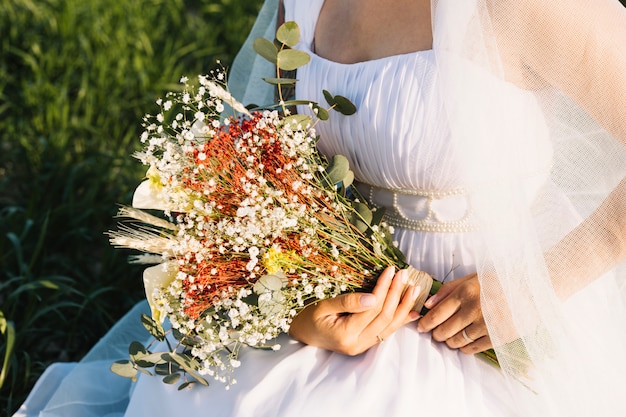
(342, 170, 354, 189)
(322, 90, 336, 107)
(325, 155, 350, 184)
(164, 353, 209, 386)
(276, 21, 300, 47)
(163, 373, 181, 384)
(352, 201, 374, 225)
(253, 38, 278, 64)
(0, 311, 15, 390)
(141, 313, 165, 341)
(110, 360, 138, 380)
(178, 381, 197, 391)
(313, 104, 329, 121)
(0, 311, 6, 334)
(134, 352, 166, 368)
(371, 207, 386, 227)
(129, 341, 148, 358)
(281, 114, 313, 130)
(155, 361, 181, 375)
(262, 77, 298, 86)
(333, 95, 357, 115)
(253, 274, 283, 293)
(277, 49, 311, 71)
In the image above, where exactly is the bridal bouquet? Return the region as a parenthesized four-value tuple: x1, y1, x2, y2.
(109, 22, 436, 389)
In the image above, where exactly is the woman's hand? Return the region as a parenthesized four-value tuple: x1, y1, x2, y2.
(417, 274, 492, 354)
(288, 267, 422, 356)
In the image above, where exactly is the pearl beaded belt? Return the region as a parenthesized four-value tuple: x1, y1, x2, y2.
(356, 182, 477, 233)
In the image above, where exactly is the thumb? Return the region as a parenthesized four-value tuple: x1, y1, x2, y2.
(317, 292, 378, 315)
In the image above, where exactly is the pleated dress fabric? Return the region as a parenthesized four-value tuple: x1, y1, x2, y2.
(120, 1, 525, 416)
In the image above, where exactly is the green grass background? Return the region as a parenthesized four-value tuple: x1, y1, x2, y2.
(0, 0, 261, 414)
(2, 0, 625, 415)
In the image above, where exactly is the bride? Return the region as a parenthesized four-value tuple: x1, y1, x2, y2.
(16, 0, 626, 416)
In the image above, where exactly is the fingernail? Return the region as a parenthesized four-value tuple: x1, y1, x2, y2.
(400, 269, 408, 284)
(411, 285, 421, 301)
(360, 294, 376, 308)
(424, 294, 437, 309)
(409, 311, 421, 321)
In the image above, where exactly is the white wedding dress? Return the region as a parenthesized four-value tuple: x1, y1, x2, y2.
(121, 1, 539, 416)
(18, 1, 616, 416)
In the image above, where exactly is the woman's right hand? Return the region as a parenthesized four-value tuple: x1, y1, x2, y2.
(288, 267, 422, 355)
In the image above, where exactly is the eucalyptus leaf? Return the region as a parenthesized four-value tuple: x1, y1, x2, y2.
(165, 353, 209, 386)
(281, 114, 313, 130)
(163, 373, 181, 384)
(322, 90, 336, 107)
(141, 313, 165, 341)
(277, 49, 311, 71)
(129, 341, 148, 359)
(253, 37, 278, 64)
(262, 77, 299, 86)
(325, 155, 350, 184)
(333, 95, 357, 115)
(349, 214, 369, 233)
(313, 104, 329, 121)
(253, 274, 284, 293)
(178, 381, 197, 391)
(371, 207, 386, 227)
(155, 362, 180, 375)
(276, 21, 300, 47)
(342, 170, 355, 189)
(352, 201, 374, 226)
(110, 360, 138, 380)
(279, 99, 316, 108)
(134, 352, 166, 368)
(179, 335, 201, 348)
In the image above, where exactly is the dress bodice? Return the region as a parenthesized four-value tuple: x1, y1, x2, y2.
(288, 0, 461, 193)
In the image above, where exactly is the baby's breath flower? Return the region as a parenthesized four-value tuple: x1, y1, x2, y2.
(110, 66, 410, 389)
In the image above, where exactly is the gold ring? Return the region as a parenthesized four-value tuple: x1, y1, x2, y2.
(462, 329, 475, 343)
(376, 335, 384, 343)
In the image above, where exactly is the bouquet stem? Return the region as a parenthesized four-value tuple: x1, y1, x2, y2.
(403, 266, 436, 313)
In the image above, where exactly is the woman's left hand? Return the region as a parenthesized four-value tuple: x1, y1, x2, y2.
(416, 274, 492, 354)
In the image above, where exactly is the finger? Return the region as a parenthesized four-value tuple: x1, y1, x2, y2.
(459, 335, 492, 355)
(432, 305, 482, 343)
(446, 321, 485, 349)
(370, 266, 397, 299)
(346, 266, 397, 329)
(417, 293, 461, 333)
(314, 291, 378, 316)
(375, 269, 408, 323)
(423, 279, 461, 309)
(378, 284, 423, 338)
(369, 280, 423, 343)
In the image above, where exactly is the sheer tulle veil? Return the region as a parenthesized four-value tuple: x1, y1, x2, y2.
(230, 0, 626, 414)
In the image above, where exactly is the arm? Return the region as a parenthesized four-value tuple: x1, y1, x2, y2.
(520, 0, 626, 142)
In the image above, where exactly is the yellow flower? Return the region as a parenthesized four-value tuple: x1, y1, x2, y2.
(262, 247, 295, 275)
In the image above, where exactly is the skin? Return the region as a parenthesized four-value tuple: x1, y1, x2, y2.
(290, 0, 626, 355)
(290, 0, 489, 355)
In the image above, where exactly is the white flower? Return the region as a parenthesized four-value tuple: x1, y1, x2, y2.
(143, 262, 178, 323)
